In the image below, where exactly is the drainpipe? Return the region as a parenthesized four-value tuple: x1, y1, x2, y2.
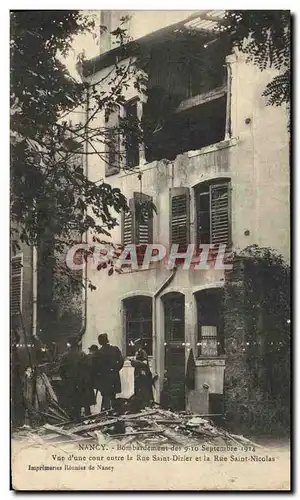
(32, 244, 38, 338)
(152, 266, 177, 376)
(78, 86, 89, 341)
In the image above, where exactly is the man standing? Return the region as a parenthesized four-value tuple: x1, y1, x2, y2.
(94, 334, 124, 411)
(59, 338, 93, 419)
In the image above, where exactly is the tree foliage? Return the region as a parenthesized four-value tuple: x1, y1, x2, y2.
(222, 10, 290, 107)
(10, 11, 142, 260)
(224, 245, 290, 434)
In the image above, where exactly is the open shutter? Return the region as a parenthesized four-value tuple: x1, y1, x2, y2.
(11, 254, 23, 315)
(134, 192, 153, 245)
(195, 186, 210, 246)
(105, 108, 120, 177)
(121, 198, 135, 246)
(169, 187, 190, 249)
(210, 182, 231, 245)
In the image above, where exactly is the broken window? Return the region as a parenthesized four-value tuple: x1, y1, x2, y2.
(195, 179, 231, 248)
(144, 94, 227, 162)
(123, 99, 140, 168)
(124, 296, 152, 356)
(140, 33, 228, 162)
(196, 288, 224, 357)
(11, 254, 23, 316)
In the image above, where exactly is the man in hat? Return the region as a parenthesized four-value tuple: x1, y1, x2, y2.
(94, 334, 124, 411)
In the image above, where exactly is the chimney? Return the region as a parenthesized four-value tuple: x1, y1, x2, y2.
(100, 10, 112, 54)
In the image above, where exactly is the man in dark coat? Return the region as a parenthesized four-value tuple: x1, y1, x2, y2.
(59, 338, 95, 419)
(94, 334, 124, 411)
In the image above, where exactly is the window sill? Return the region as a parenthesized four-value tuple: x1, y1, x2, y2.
(187, 137, 238, 159)
(195, 357, 226, 367)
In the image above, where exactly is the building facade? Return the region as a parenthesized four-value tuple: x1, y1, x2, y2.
(79, 11, 290, 413)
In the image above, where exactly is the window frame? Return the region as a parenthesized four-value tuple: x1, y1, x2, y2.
(195, 287, 225, 358)
(105, 107, 121, 177)
(123, 97, 141, 169)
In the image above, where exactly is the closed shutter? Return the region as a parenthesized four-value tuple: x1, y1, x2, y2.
(121, 198, 134, 246)
(210, 182, 230, 245)
(169, 187, 190, 249)
(11, 255, 23, 315)
(105, 108, 120, 177)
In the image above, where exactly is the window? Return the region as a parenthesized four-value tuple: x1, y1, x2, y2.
(195, 179, 231, 248)
(169, 187, 190, 251)
(11, 254, 23, 316)
(123, 99, 140, 168)
(164, 292, 185, 342)
(122, 192, 154, 247)
(105, 108, 120, 176)
(124, 296, 152, 356)
(196, 288, 224, 357)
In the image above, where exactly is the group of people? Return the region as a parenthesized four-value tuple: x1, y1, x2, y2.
(59, 334, 154, 419)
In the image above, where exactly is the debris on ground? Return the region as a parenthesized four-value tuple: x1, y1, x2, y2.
(13, 403, 262, 449)
(13, 371, 262, 448)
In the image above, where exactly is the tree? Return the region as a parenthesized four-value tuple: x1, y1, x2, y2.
(10, 11, 150, 340)
(222, 10, 290, 107)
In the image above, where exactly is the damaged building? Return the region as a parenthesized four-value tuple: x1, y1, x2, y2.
(77, 10, 290, 415)
(11, 11, 289, 420)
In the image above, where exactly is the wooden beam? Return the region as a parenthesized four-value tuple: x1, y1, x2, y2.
(176, 85, 227, 114)
(43, 424, 86, 441)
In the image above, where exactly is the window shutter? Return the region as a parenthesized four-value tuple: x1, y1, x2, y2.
(122, 194, 154, 247)
(121, 198, 135, 246)
(169, 187, 190, 248)
(210, 182, 231, 245)
(105, 109, 120, 177)
(11, 255, 23, 315)
(196, 187, 210, 246)
(134, 192, 153, 245)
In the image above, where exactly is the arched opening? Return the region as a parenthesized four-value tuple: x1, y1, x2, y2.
(123, 296, 152, 357)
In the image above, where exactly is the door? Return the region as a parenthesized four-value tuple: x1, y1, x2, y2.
(163, 293, 186, 411)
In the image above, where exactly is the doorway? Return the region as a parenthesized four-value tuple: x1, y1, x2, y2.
(162, 292, 186, 411)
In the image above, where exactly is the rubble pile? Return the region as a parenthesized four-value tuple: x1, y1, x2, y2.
(13, 371, 261, 449)
(14, 403, 260, 450)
